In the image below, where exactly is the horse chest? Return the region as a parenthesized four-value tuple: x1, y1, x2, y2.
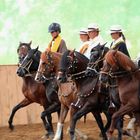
(118, 78, 139, 105)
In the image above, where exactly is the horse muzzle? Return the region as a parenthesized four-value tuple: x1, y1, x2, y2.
(16, 67, 26, 77)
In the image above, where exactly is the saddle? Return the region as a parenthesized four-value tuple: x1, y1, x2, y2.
(58, 81, 77, 97)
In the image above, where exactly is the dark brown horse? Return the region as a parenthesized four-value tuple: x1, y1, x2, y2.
(8, 42, 60, 139)
(85, 44, 127, 140)
(8, 42, 33, 130)
(35, 50, 87, 140)
(100, 49, 140, 139)
(58, 49, 112, 140)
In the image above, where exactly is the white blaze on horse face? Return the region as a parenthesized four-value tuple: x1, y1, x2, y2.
(53, 123, 63, 140)
(34, 59, 43, 81)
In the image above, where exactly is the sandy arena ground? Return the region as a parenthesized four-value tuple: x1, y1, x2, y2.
(0, 120, 134, 140)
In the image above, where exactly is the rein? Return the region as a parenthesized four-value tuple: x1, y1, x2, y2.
(19, 58, 33, 75)
(88, 57, 104, 68)
(38, 52, 56, 81)
(24, 71, 37, 78)
(37, 70, 56, 81)
(100, 68, 140, 78)
(71, 70, 86, 79)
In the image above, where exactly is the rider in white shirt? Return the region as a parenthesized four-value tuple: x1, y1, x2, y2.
(78, 28, 90, 54)
(84, 23, 104, 59)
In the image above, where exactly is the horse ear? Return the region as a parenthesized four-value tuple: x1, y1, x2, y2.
(29, 41, 32, 46)
(70, 49, 75, 57)
(36, 46, 39, 50)
(112, 50, 118, 57)
(102, 42, 107, 46)
(34, 46, 39, 53)
(100, 42, 107, 50)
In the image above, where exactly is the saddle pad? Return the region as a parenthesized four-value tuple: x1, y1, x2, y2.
(59, 81, 77, 96)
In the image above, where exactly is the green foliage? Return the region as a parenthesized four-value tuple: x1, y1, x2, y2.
(0, 0, 140, 64)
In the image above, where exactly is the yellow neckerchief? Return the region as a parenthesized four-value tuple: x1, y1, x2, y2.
(48, 35, 62, 52)
(79, 43, 89, 54)
(110, 37, 124, 49)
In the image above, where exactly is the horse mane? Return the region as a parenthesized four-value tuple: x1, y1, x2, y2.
(41, 51, 48, 62)
(41, 50, 62, 66)
(74, 51, 89, 63)
(105, 50, 136, 71)
(60, 50, 71, 71)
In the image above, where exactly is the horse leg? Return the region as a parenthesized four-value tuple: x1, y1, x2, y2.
(8, 98, 32, 130)
(41, 102, 61, 140)
(41, 110, 53, 139)
(69, 107, 84, 140)
(115, 116, 123, 140)
(109, 104, 135, 137)
(92, 111, 108, 140)
(134, 112, 140, 139)
(69, 103, 92, 140)
(102, 111, 112, 133)
(53, 104, 69, 140)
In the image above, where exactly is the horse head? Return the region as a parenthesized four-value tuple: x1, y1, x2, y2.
(99, 49, 136, 84)
(17, 41, 32, 64)
(57, 50, 89, 83)
(35, 50, 62, 83)
(85, 43, 108, 77)
(17, 46, 41, 77)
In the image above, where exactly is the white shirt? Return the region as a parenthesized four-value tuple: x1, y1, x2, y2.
(84, 35, 104, 59)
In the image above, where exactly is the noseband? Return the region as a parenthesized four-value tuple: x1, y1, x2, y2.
(19, 55, 33, 75)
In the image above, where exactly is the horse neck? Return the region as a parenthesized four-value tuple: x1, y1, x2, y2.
(76, 75, 99, 95)
(52, 52, 62, 74)
(22, 76, 36, 89)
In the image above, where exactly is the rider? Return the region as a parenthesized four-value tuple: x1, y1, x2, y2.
(109, 25, 130, 57)
(108, 25, 131, 116)
(45, 23, 67, 103)
(81, 23, 104, 59)
(78, 28, 90, 54)
(47, 22, 67, 53)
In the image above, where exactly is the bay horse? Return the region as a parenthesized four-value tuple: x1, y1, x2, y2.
(9, 42, 60, 139)
(99, 49, 140, 139)
(85, 44, 126, 140)
(35, 50, 88, 140)
(8, 41, 32, 130)
(58, 49, 112, 140)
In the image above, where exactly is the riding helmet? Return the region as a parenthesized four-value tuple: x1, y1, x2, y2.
(48, 22, 61, 33)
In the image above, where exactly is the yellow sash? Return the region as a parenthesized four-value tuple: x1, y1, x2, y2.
(79, 44, 89, 54)
(110, 41, 124, 49)
(47, 35, 62, 52)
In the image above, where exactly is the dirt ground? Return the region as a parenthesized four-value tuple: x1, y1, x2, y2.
(0, 120, 133, 140)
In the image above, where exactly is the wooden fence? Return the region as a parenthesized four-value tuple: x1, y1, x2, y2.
(0, 65, 98, 127)
(0, 65, 58, 127)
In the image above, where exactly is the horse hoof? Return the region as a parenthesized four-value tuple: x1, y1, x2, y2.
(9, 124, 14, 131)
(52, 137, 61, 140)
(41, 133, 54, 140)
(82, 135, 88, 140)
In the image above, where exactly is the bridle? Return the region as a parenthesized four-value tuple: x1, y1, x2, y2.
(67, 52, 78, 74)
(87, 48, 106, 74)
(37, 53, 56, 80)
(19, 55, 33, 75)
